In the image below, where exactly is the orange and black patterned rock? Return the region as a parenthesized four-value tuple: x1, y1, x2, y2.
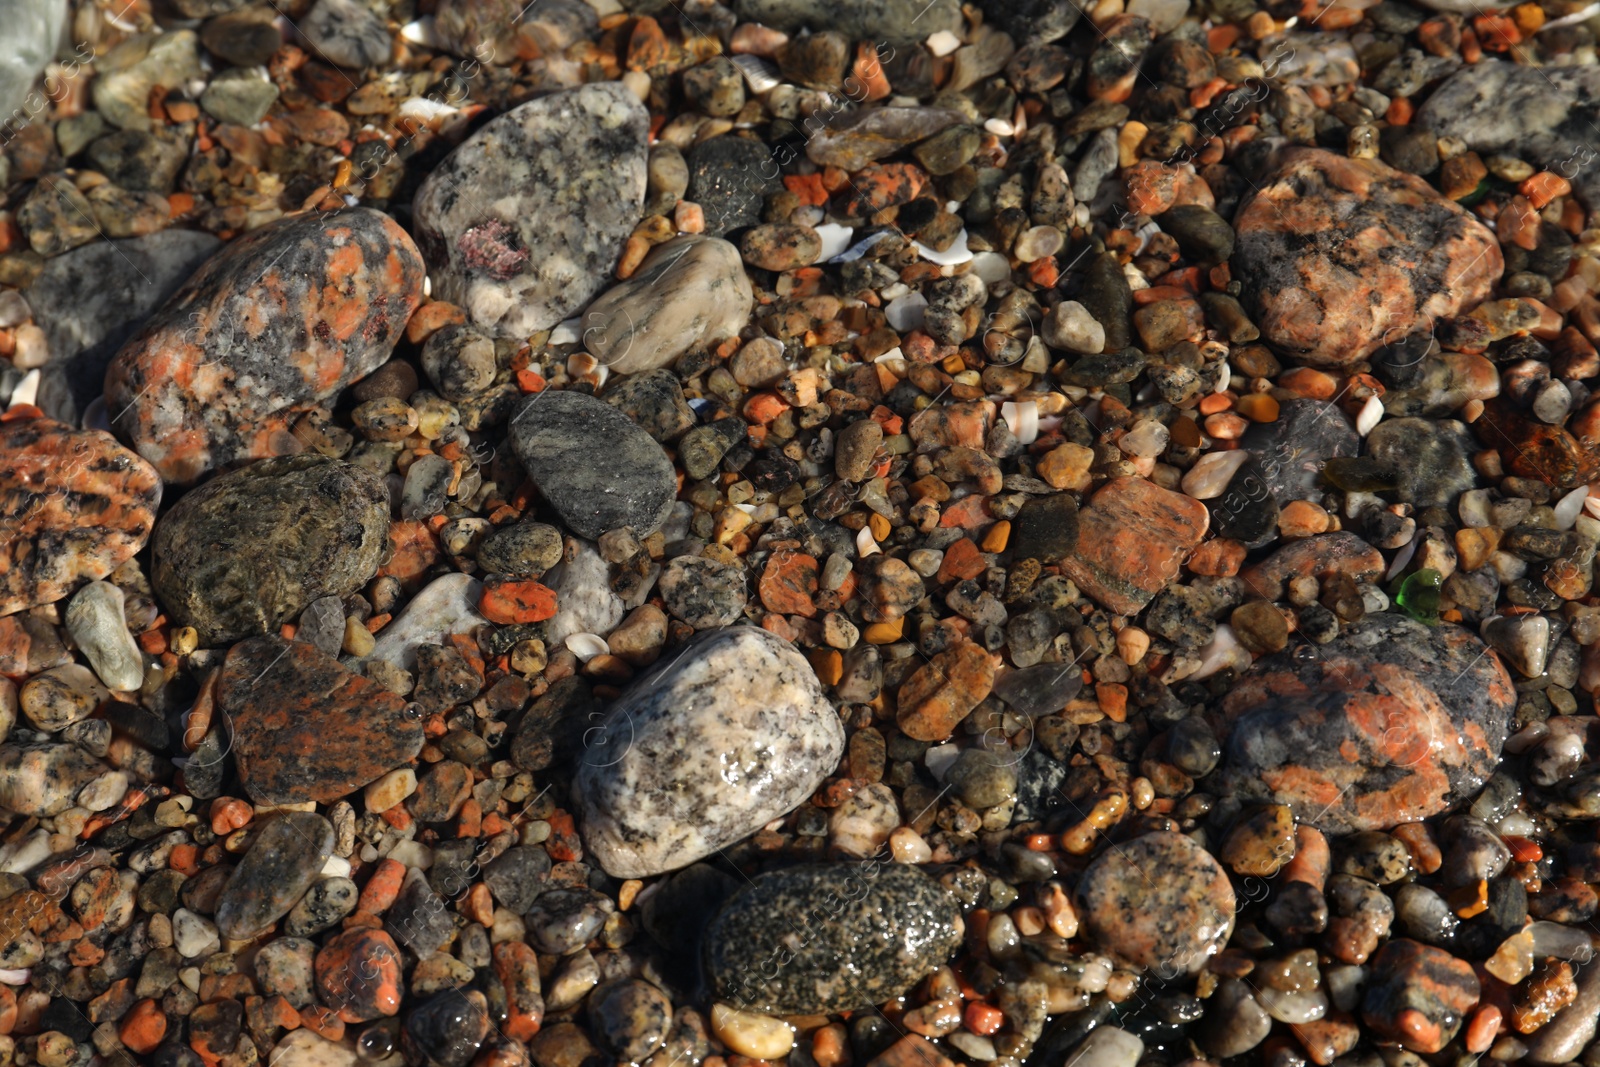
(1361, 939, 1480, 1054)
(105, 207, 425, 484)
(0, 415, 161, 617)
(1059, 476, 1208, 615)
(1233, 148, 1502, 368)
(1217, 614, 1514, 834)
(1077, 830, 1235, 975)
(216, 635, 425, 806)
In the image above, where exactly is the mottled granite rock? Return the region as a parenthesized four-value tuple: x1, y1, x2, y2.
(1232, 148, 1502, 368)
(105, 208, 424, 484)
(1361, 939, 1481, 1054)
(508, 391, 677, 541)
(1078, 830, 1235, 975)
(1364, 417, 1479, 508)
(582, 236, 753, 375)
(25, 229, 221, 426)
(0, 741, 122, 816)
(1418, 60, 1600, 207)
(412, 83, 647, 339)
(806, 107, 965, 171)
(1240, 531, 1385, 602)
(1218, 614, 1515, 833)
(215, 812, 335, 940)
(574, 626, 844, 878)
(1061, 476, 1208, 615)
(541, 539, 624, 646)
(704, 863, 962, 1014)
(219, 636, 424, 805)
(685, 137, 780, 237)
(151, 455, 388, 646)
(0, 416, 161, 616)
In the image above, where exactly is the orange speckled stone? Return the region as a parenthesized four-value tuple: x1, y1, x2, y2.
(1233, 148, 1502, 369)
(0, 416, 160, 616)
(1060, 476, 1209, 615)
(105, 207, 425, 484)
(315, 928, 403, 1023)
(1239, 531, 1385, 602)
(896, 641, 995, 742)
(217, 635, 424, 806)
(1218, 614, 1514, 834)
(1077, 830, 1235, 975)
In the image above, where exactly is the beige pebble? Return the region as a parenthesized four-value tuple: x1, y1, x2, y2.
(712, 1003, 795, 1060)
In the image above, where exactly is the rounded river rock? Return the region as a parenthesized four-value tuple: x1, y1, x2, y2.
(704, 862, 962, 1015)
(1217, 613, 1515, 834)
(151, 454, 388, 646)
(105, 207, 424, 484)
(574, 626, 844, 879)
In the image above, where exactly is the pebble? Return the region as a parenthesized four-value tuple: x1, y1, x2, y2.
(302, 0, 392, 68)
(574, 626, 843, 878)
(218, 635, 424, 804)
(704, 863, 961, 1013)
(659, 554, 748, 629)
(413, 83, 648, 338)
(1363, 417, 1479, 508)
(403, 989, 491, 1067)
(509, 391, 677, 540)
(1077, 830, 1235, 976)
(1220, 613, 1514, 833)
(589, 979, 672, 1062)
(357, 572, 487, 671)
(151, 454, 388, 645)
(105, 208, 425, 483)
(685, 136, 780, 236)
(1232, 149, 1502, 368)
(0, 416, 161, 615)
(1361, 938, 1481, 1054)
(60, 580, 143, 694)
(214, 812, 336, 940)
(582, 236, 754, 375)
(1062, 476, 1209, 615)
(807, 107, 964, 171)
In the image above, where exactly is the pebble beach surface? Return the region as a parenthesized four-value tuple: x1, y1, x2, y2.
(6, 0, 1600, 1066)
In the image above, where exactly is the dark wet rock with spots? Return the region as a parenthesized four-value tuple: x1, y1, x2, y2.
(1364, 417, 1479, 508)
(704, 863, 962, 1014)
(1231, 148, 1502, 368)
(214, 811, 335, 940)
(412, 82, 648, 339)
(1240, 399, 1359, 504)
(574, 626, 844, 879)
(0, 416, 161, 616)
(104, 207, 425, 484)
(1078, 830, 1236, 975)
(508, 390, 677, 540)
(1217, 614, 1515, 834)
(685, 137, 781, 237)
(26, 230, 221, 426)
(1417, 59, 1600, 208)
(216, 635, 425, 805)
(151, 454, 388, 646)
(403, 989, 491, 1067)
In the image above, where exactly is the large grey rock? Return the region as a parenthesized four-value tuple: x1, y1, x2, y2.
(412, 83, 647, 339)
(26, 230, 221, 426)
(1417, 60, 1600, 207)
(508, 391, 676, 541)
(582, 236, 753, 375)
(151, 455, 389, 646)
(574, 626, 845, 878)
(704, 863, 962, 1014)
(0, 0, 68, 130)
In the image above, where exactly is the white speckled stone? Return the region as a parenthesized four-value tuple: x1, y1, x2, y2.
(412, 83, 648, 339)
(575, 626, 844, 878)
(351, 573, 486, 671)
(542, 539, 624, 646)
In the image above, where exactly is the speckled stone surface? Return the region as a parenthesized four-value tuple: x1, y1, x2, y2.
(1232, 148, 1502, 368)
(508, 390, 677, 541)
(574, 626, 844, 879)
(1217, 613, 1515, 834)
(582, 236, 754, 375)
(104, 207, 425, 484)
(1060, 476, 1209, 615)
(1417, 60, 1600, 208)
(1077, 830, 1235, 976)
(218, 635, 425, 806)
(0, 416, 161, 616)
(704, 863, 962, 1014)
(214, 811, 335, 940)
(0, 740, 120, 817)
(151, 454, 389, 646)
(412, 82, 648, 339)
